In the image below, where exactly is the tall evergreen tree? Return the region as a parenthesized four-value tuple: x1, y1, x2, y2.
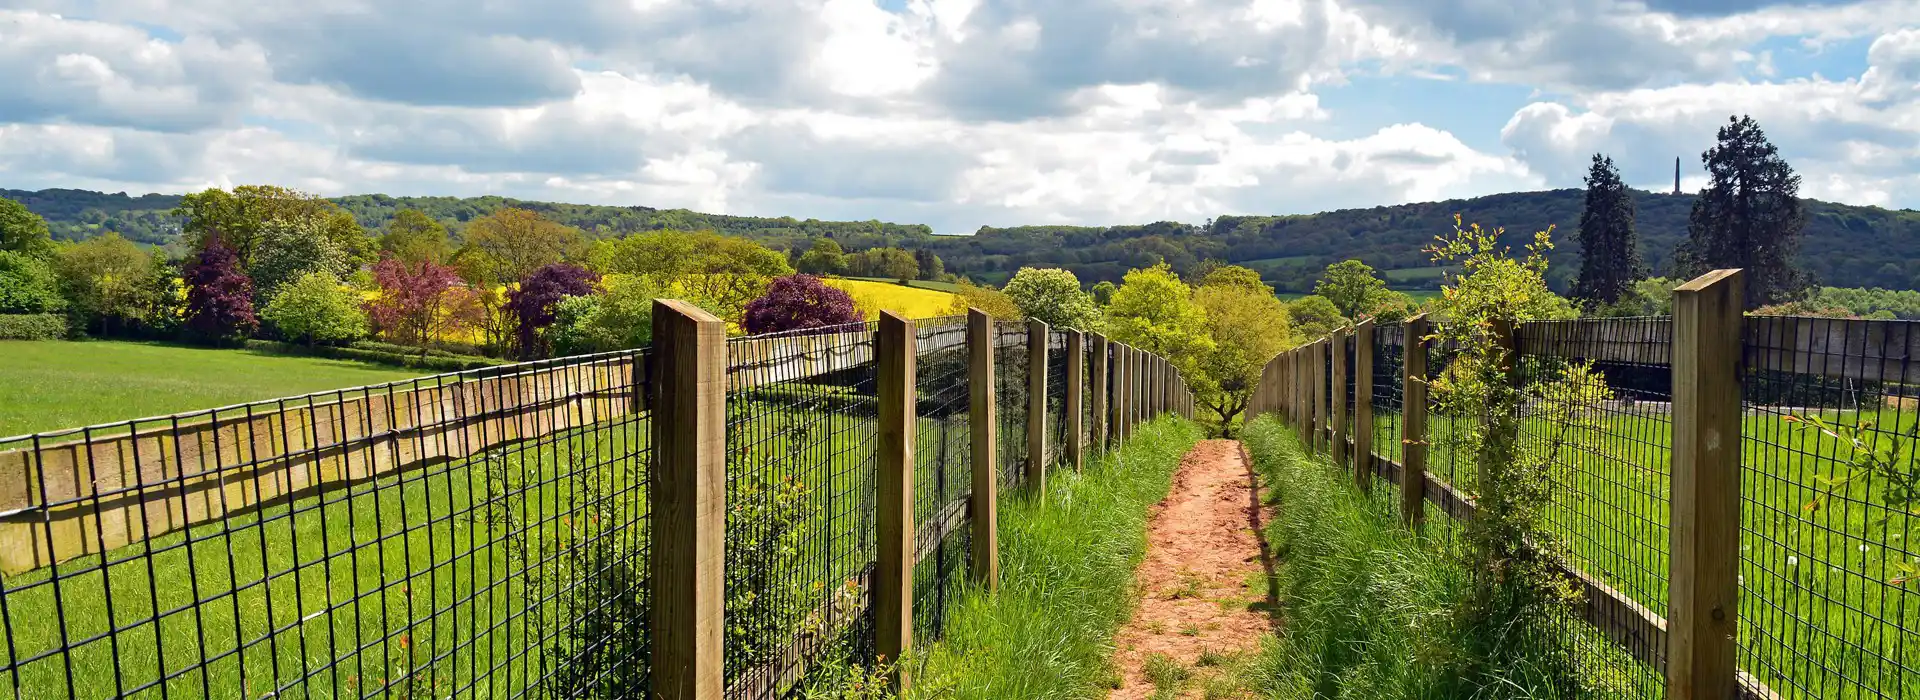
(1675, 115, 1809, 308)
(1571, 154, 1645, 306)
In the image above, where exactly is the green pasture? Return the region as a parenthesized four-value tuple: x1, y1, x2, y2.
(1356, 404, 1919, 698)
(0, 341, 421, 437)
(0, 374, 1010, 699)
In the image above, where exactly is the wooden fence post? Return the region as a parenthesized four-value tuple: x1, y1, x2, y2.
(1111, 343, 1126, 445)
(1332, 328, 1350, 469)
(1401, 315, 1430, 529)
(1354, 320, 1375, 492)
(1066, 330, 1085, 473)
(1026, 319, 1049, 490)
(1091, 334, 1109, 453)
(966, 309, 998, 590)
(649, 299, 727, 700)
(876, 310, 916, 686)
(1295, 348, 1310, 445)
(1668, 269, 1744, 700)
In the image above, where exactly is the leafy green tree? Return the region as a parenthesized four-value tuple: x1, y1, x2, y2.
(0, 197, 55, 258)
(464, 207, 586, 283)
(1199, 264, 1271, 295)
(1675, 115, 1809, 308)
(251, 217, 352, 304)
(1572, 154, 1646, 306)
(914, 248, 945, 280)
(1002, 267, 1102, 330)
(261, 271, 367, 345)
(0, 250, 65, 314)
(1194, 283, 1291, 435)
(1090, 280, 1117, 306)
(1285, 295, 1346, 342)
(175, 185, 365, 268)
(589, 229, 792, 323)
(795, 238, 847, 276)
(380, 209, 452, 265)
(847, 247, 918, 282)
(1105, 262, 1213, 378)
(1313, 260, 1392, 318)
(55, 232, 152, 334)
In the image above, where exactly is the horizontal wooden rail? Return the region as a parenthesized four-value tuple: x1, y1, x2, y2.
(1352, 443, 1777, 700)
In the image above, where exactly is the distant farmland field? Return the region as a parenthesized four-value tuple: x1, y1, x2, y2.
(827, 278, 960, 319)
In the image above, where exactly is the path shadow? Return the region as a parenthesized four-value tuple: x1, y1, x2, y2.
(1237, 442, 1285, 628)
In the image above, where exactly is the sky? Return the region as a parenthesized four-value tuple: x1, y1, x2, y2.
(0, 0, 1916, 234)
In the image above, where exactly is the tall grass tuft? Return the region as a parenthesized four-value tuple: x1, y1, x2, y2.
(908, 418, 1203, 699)
(1239, 416, 1588, 699)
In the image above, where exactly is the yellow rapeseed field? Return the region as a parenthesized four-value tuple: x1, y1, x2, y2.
(825, 278, 961, 321)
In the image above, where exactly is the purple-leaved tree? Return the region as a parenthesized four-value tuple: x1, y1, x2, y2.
(508, 262, 600, 358)
(184, 239, 258, 344)
(743, 274, 862, 335)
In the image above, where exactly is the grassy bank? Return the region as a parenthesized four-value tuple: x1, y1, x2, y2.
(909, 418, 1202, 699)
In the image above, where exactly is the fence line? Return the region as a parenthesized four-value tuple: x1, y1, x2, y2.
(1251, 269, 1920, 700)
(0, 303, 1194, 699)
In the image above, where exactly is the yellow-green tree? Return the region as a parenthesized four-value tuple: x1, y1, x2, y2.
(944, 279, 1022, 320)
(1105, 262, 1213, 380)
(589, 229, 791, 324)
(463, 207, 586, 283)
(1285, 294, 1346, 342)
(55, 232, 152, 334)
(175, 185, 369, 268)
(380, 209, 452, 265)
(1314, 259, 1394, 318)
(1194, 280, 1291, 436)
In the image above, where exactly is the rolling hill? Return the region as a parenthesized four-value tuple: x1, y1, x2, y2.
(9, 187, 1918, 294)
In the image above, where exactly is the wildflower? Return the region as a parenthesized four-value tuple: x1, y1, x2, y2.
(1787, 555, 1799, 567)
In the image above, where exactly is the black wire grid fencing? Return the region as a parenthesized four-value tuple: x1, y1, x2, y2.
(0, 310, 1195, 700)
(722, 322, 880, 698)
(0, 348, 654, 700)
(994, 322, 1030, 490)
(1256, 312, 1920, 699)
(910, 318, 971, 645)
(1739, 317, 1919, 699)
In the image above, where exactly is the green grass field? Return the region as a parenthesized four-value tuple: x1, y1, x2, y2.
(0, 341, 421, 437)
(1353, 403, 1917, 698)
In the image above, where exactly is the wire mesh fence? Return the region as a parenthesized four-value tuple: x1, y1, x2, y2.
(994, 323, 1030, 490)
(0, 349, 653, 700)
(912, 317, 971, 645)
(1739, 317, 1919, 699)
(1263, 312, 1920, 699)
(0, 308, 1198, 700)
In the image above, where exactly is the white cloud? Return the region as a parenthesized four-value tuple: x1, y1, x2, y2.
(0, 0, 1913, 237)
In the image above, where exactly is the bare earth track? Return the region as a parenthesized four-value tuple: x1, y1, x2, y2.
(1109, 439, 1275, 699)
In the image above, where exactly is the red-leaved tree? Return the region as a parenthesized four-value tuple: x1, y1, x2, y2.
(742, 274, 861, 334)
(184, 239, 258, 344)
(364, 256, 484, 351)
(508, 262, 599, 359)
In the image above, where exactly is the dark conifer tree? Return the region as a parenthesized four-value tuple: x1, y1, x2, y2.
(1572, 154, 1645, 306)
(1675, 115, 1810, 308)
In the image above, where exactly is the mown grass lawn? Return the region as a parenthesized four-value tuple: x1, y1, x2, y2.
(0, 340, 422, 437)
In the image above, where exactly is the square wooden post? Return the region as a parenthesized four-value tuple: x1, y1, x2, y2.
(1354, 320, 1376, 492)
(1294, 348, 1310, 445)
(1313, 339, 1329, 453)
(1090, 333, 1109, 453)
(966, 309, 998, 590)
(648, 299, 727, 700)
(1065, 330, 1085, 473)
(876, 311, 917, 685)
(1668, 269, 1744, 700)
(1401, 315, 1430, 529)
(1331, 328, 1350, 469)
(1026, 318, 1049, 490)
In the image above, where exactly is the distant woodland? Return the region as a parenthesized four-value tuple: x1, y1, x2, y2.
(9, 186, 1919, 293)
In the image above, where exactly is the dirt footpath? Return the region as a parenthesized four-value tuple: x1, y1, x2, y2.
(1108, 440, 1275, 699)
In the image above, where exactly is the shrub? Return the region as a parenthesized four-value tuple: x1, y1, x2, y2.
(0, 313, 67, 340)
(1002, 267, 1102, 330)
(0, 250, 65, 315)
(261, 271, 367, 345)
(184, 239, 258, 344)
(743, 274, 861, 335)
(508, 263, 599, 359)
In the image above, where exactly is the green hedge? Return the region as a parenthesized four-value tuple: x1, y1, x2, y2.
(244, 340, 503, 372)
(0, 314, 68, 340)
